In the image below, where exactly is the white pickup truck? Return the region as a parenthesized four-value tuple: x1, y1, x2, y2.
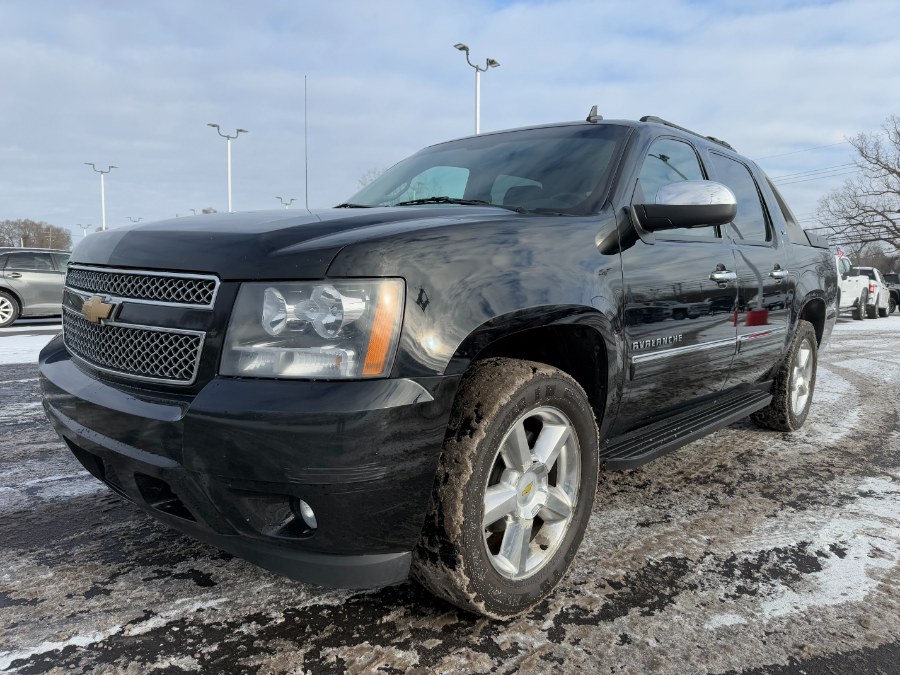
(836, 256, 890, 319)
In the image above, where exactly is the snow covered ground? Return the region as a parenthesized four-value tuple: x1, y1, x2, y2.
(0, 321, 60, 366)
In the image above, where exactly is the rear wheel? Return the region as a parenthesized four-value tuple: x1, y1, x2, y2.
(852, 291, 867, 321)
(0, 291, 19, 328)
(866, 295, 878, 319)
(413, 357, 599, 619)
(751, 320, 818, 432)
(890, 296, 897, 314)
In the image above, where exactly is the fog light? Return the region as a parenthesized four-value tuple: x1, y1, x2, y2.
(295, 499, 318, 529)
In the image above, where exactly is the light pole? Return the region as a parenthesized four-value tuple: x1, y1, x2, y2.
(190, 209, 197, 215)
(453, 43, 500, 135)
(276, 196, 296, 209)
(84, 163, 117, 231)
(207, 123, 248, 213)
(76, 224, 90, 239)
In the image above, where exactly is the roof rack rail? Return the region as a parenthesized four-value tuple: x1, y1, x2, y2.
(639, 115, 735, 151)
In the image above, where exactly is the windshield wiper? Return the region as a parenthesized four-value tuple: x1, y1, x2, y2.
(394, 196, 525, 213)
(334, 202, 373, 208)
(394, 196, 491, 207)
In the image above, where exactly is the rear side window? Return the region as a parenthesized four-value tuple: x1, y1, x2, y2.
(53, 253, 71, 270)
(5, 252, 55, 271)
(709, 153, 770, 243)
(886, 273, 899, 284)
(766, 178, 810, 245)
(849, 268, 876, 280)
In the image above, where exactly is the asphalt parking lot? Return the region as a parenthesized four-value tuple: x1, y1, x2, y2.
(1, 317, 898, 674)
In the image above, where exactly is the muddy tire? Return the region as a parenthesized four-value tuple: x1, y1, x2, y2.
(751, 320, 818, 432)
(412, 357, 599, 619)
(852, 291, 866, 321)
(0, 290, 19, 328)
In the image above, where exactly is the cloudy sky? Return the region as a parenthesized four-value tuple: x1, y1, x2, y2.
(2, 0, 898, 245)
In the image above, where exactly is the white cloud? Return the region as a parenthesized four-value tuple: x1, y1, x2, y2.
(0, 0, 897, 239)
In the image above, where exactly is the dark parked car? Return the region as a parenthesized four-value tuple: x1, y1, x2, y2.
(884, 272, 899, 313)
(39, 113, 837, 618)
(0, 247, 70, 327)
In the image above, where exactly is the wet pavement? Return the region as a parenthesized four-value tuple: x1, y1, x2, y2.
(1, 317, 898, 674)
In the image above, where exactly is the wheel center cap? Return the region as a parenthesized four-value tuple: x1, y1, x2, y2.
(516, 470, 547, 517)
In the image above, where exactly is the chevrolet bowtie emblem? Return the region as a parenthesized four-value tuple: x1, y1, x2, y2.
(82, 295, 114, 324)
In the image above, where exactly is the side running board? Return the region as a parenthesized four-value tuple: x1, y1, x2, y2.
(600, 389, 772, 470)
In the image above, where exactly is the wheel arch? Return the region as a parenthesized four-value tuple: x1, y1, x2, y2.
(797, 295, 827, 346)
(446, 306, 619, 429)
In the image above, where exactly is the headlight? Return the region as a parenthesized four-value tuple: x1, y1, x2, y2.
(221, 278, 405, 379)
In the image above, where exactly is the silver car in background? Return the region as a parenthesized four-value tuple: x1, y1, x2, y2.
(0, 248, 70, 327)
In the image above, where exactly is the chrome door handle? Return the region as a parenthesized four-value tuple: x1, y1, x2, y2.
(770, 268, 789, 279)
(6, 272, 22, 278)
(709, 270, 737, 283)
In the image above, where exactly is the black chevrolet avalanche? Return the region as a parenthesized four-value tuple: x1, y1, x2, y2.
(39, 113, 837, 618)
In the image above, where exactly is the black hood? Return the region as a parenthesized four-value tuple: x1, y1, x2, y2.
(70, 206, 516, 280)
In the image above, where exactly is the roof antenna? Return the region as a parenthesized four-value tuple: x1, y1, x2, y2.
(586, 105, 603, 123)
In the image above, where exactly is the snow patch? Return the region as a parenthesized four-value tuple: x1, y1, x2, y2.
(0, 334, 56, 365)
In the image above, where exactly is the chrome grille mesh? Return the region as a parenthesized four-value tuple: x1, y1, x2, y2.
(63, 309, 203, 384)
(66, 266, 217, 306)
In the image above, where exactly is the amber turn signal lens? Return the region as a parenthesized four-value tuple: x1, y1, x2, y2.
(362, 282, 404, 376)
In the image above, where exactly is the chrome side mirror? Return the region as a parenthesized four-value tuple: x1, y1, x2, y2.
(636, 180, 737, 231)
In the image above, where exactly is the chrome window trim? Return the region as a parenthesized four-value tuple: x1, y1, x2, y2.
(62, 306, 206, 386)
(65, 264, 220, 309)
(631, 337, 737, 365)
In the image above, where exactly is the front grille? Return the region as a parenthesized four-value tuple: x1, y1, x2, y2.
(63, 308, 204, 385)
(66, 265, 218, 307)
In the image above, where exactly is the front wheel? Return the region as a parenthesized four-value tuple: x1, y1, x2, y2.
(751, 320, 818, 432)
(413, 358, 599, 619)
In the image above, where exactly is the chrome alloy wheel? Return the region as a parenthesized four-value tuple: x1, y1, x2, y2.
(790, 339, 814, 414)
(482, 406, 580, 580)
(0, 295, 14, 325)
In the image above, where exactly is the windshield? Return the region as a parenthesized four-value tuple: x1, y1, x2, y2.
(343, 124, 629, 216)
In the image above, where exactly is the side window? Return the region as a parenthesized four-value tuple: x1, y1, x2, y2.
(709, 154, 770, 243)
(6, 252, 55, 271)
(381, 165, 469, 205)
(766, 178, 809, 245)
(637, 138, 718, 239)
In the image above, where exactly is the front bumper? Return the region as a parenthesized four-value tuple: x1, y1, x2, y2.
(39, 335, 459, 588)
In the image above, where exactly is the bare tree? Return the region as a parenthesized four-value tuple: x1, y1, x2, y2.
(817, 115, 900, 254)
(357, 168, 385, 189)
(0, 219, 72, 250)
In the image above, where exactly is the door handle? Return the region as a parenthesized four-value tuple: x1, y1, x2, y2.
(770, 267, 789, 280)
(709, 269, 737, 283)
(6, 272, 22, 279)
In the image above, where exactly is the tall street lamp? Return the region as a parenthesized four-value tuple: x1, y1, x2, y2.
(84, 163, 117, 231)
(276, 196, 296, 209)
(207, 123, 248, 213)
(453, 43, 500, 135)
